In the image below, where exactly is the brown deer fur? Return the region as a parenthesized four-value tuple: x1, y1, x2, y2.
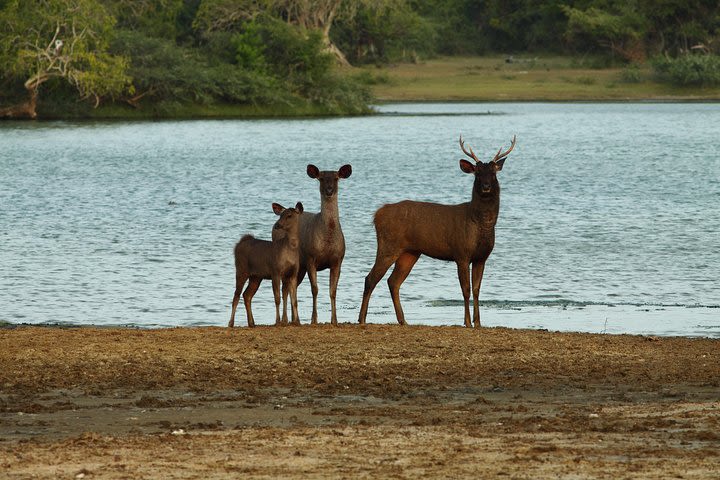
(229, 202, 303, 328)
(358, 136, 516, 327)
(298, 164, 352, 325)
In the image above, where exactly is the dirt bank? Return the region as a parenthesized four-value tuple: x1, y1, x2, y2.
(1, 325, 718, 478)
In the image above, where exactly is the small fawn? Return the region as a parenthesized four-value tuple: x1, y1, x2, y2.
(229, 202, 304, 327)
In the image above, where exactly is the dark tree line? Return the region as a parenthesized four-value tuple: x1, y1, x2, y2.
(1, 0, 718, 118)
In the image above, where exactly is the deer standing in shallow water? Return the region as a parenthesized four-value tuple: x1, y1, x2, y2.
(298, 164, 352, 325)
(229, 202, 303, 328)
(358, 135, 516, 327)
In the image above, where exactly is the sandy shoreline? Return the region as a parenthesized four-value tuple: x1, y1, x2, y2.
(1, 325, 718, 478)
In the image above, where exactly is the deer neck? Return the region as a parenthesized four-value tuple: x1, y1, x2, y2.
(320, 195, 340, 226)
(273, 228, 300, 250)
(469, 189, 500, 224)
(286, 226, 300, 250)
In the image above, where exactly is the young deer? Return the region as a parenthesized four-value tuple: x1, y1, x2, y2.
(229, 202, 304, 328)
(358, 135, 517, 328)
(298, 164, 352, 325)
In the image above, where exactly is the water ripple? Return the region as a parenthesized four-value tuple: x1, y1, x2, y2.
(1, 103, 719, 336)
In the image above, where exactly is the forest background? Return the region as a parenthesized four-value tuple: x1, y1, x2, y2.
(1, 0, 719, 119)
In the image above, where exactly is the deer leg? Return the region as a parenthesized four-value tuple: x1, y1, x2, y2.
(296, 266, 306, 286)
(472, 261, 485, 328)
(289, 276, 300, 326)
(272, 275, 282, 326)
(229, 272, 249, 328)
(281, 279, 290, 326)
(307, 263, 319, 325)
(387, 252, 420, 326)
(294, 266, 305, 323)
(456, 261, 472, 328)
(242, 277, 261, 328)
(329, 263, 342, 326)
(358, 254, 397, 324)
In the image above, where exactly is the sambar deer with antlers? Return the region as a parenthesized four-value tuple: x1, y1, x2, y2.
(358, 135, 517, 327)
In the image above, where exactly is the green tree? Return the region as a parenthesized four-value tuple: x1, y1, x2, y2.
(0, 0, 131, 118)
(102, 0, 185, 39)
(110, 29, 282, 108)
(562, 3, 649, 61)
(194, 0, 380, 66)
(639, 0, 720, 55)
(333, 0, 436, 64)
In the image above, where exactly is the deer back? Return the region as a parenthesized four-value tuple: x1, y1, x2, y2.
(374, 200, 496, 262)
(234, 235, 274, 278)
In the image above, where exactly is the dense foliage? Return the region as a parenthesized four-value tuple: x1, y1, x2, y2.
(1, 0, 718, 117)
(652, 54, 720, 87)
(0, 0, 131, 117)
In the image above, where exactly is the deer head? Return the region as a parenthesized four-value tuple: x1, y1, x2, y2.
(459, 135, 516, 196)
(307, 164, 352, 199)
(272, 202, 304, 231)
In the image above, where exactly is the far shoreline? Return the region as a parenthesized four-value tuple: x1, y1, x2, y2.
(2, 98, 719, 123)
(374, 98, 720, 104)
(3, 55, 719, 121)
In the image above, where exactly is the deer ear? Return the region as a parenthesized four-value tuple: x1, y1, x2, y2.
(295, 202, 304, 213)
(459, 159, 475, 174)
(307, 164, 320, 179)
(272, 203, 285, 215)
(338, 164, 352, 179)
(492, 159, 505, 172)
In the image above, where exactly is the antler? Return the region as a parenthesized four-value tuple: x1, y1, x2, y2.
(459, 135, 481, 163)
(491, 135, 517, 163)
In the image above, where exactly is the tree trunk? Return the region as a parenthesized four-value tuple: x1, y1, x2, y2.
(612, 38, 647, 63)
(0, 87, 38, 120)
(327, 40, 351, 67)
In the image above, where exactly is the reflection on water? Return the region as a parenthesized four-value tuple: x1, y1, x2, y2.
(1, 103, 719, 337)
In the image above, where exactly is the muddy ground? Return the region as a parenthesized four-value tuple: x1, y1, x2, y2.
(0, 325, 718, 479)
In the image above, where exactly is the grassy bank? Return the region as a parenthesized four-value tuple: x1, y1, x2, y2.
(359, 56, 720, 102)
(37, 100, 372, 120)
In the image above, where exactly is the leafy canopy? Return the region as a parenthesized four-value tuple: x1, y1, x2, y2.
(0, 0, 131, 103)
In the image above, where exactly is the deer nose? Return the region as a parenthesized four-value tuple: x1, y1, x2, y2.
(481, 183, 492, 193)
(324, 186, 335, 196)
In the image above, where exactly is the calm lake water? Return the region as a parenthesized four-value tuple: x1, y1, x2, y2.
(1, 103, 719, 337)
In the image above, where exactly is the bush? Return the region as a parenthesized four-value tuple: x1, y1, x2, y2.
(232, 24, 266, 72)
(110, 30, 285, 106)
(303, 73, 372, 115)
(231, 17, 371, 112)
(652, 54, 720, 87)
(108, 24, 371, 115)
(252, 17, 334, 90)
(353, 70, 391, 85)
(619, 65, 642, 83)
